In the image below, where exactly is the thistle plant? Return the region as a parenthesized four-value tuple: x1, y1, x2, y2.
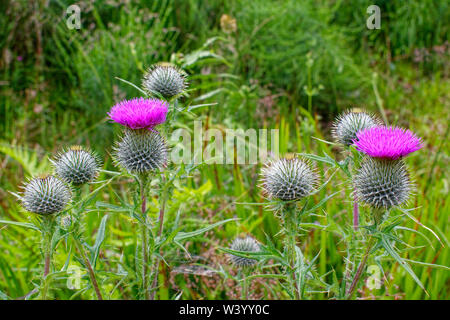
(331, 109, 383, 230)
(109, 97, 169, 300)
(17, 175, 71, 299)
(353, 125, 422, 224)
(345, 125, 424, 298)
(52, 146, 103, 300)
(260, 157, 318, 299)
(229, 236, 260, 299)
(109, 63, 203, 300)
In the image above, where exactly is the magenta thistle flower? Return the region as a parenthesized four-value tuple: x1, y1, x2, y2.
(353, 126, 423, 159)
(108, 98, 168, 129)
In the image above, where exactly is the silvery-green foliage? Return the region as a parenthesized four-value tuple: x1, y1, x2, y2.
(142, 63, 187, 99)
(114, 128, 167, 174)
(354, 158, 412, 209)
(20, 175, 71, 215)
(261, 158, 318, 201)
(332, 110, 383, 146)
(52, 146, 100, 185)
(229, 236, 260, 268)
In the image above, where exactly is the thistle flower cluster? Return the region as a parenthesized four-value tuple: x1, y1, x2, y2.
(332, 110, 423, 216)
(52, 146, 101, 185)
(18, 145, 101, 215)
(261, 158, 318, 201)
(353, 125, 422, 212)
(229, 236, 260, 268)
(109, 100, 168, 174)
(108, 66, 187, 174)
(142, 63, 187, 99)
(20, 175, 71, 215)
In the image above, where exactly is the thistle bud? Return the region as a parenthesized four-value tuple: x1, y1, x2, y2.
(354, 158, 412, 210)
(52, 146, 101, 185)
(229, 236, 260, 269)
(261, 158, 318, 201)
(332, 110, 382, 146)
(142, 63, 187, 99)
(60, 214, 72, 230)
(20, 175, 71, 215)
(113, 128, 168, 174)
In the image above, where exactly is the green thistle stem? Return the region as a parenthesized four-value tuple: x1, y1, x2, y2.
(73, 237, 103, 300)
(372, 207, 386, 225)
(240, 269, 250, 300)
(283, 204, 301, 300)
(150, 175, 168, 300)
(40, 215, 55, 300)
(346, 236, 375, 299)
(72, 188, 103, 300)
(138, 173, 150, 300)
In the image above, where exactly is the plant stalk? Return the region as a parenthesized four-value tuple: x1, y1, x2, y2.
(40, 216, 54, 300)
(149, 177, 168, 300)
(241, 271, 249, 300)
(346, 237, 375, 299)
(72, 188, 103, 300)
(353, 195, 359, 230)
(73, 238, 103, 300)
(284, 205, 301, 300)
(139, 174, 150, 300)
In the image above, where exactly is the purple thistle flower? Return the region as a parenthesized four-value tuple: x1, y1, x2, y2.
(108, 97, 168, 130)
(353, 126, 423, 159)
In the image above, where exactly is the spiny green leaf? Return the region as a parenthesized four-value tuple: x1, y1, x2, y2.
(381, 234, 427, 294)
(90, 215, 108, 267)
(174, 218, 237, 241)
(0, 220, 41, 232)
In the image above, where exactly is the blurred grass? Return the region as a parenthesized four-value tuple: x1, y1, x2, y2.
(0, 0, 448, 299)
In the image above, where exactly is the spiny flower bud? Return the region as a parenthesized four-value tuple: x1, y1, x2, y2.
(142, 63, 187, 99)
(229, 236, 260, 268)
(113, 128, 168, 174)
(332, 110, 383, 146)
(261, 158, 318, 201)
(52, 146, 101, 185)
(354, 158, 412, 210)
(60, 214, 72, 230)
(20, 175, 71, 215)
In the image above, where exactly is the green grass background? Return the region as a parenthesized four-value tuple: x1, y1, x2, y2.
(0, 0, 448, 299)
